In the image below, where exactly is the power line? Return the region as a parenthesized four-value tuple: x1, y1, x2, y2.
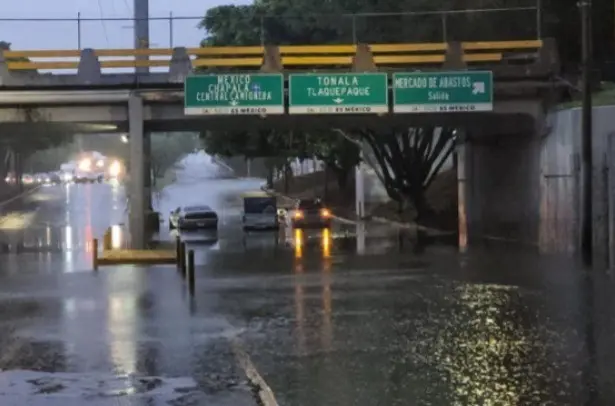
(122, 0, 132, 14)
(96, 0, 110, 45)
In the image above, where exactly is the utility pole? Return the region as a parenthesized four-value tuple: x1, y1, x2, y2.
(134, 0, 150, 74)
(579, 0, 593, 265)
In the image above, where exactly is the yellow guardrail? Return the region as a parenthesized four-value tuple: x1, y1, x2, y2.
(4, 40, 543, 71)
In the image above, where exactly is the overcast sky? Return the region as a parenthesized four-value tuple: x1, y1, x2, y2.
(1, 0, 250, 50)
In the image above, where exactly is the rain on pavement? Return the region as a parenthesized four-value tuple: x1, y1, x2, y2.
(0, 161, 613, 405)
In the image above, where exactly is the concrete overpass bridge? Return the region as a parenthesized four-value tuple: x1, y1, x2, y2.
(0, 39, 563, 250)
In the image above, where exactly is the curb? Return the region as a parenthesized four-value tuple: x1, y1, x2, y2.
(260, 186, 456, 235)
(231, 340, 279, 406)
(370, 216, 456, 236)
(0, 185, 41, 208)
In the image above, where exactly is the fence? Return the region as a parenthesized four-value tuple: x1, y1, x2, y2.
(0, 6, 542, 51)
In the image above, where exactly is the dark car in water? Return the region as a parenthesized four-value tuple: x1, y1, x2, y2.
(291, 199, 332, 229)
(169, 205, 219, 230)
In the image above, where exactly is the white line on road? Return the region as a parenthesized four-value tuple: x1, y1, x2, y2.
(231, 339, 279, 406)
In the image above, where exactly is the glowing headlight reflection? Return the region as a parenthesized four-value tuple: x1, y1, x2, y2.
(108, 161, 121, 177)
(322, 228, 330, 258)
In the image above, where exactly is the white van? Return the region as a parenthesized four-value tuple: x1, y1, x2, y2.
(242, 192, 279, 230)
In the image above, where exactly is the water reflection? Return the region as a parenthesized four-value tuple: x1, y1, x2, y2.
(293, 228, 332, 259)
(322, 228, 331, 258)
(356, 223, 365, 254)
(294, 229, 303, 259)
(321, 256, 332, 351)
(111, 225, 123, 249)
(427, 283, 546, 405)
(294, 261, 306, 354)
(106, 271, 140, 376)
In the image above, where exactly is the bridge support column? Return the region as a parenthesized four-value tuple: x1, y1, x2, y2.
(355, 153, 365, 219)
(456, 135, 476, 252)
(128, 93, 146, 249)
(143, 132, 152, 213)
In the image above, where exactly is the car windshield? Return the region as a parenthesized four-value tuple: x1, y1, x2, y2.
(184, 206, 211, 212)
(298, 200, 323, 210)
(244, 197, 276, 213)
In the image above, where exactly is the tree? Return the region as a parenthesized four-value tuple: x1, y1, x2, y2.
(200, 0, 614, 74)
(202, 129, 308, 189)
(0, 109, 73, 189)
(356, 127, 457, 221)
(308, 131, 360, 195)
(198, 5, 263, 46)
(1, 41, 37, 73)
(149, 132, 200, 185)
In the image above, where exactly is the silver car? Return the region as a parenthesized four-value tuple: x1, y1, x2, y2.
(169, 205, 219, 230)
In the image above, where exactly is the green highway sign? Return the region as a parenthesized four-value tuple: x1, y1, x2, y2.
(392, 71, 493, 113)
(288, 73, 388, 114)
(184, 74, 284, 115)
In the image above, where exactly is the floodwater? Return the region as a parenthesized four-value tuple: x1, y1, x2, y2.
(0, 171, 611, 405)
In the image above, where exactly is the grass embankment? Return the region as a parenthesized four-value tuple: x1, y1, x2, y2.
(558, 82, 615, 109)
(272, 170, 458, 229)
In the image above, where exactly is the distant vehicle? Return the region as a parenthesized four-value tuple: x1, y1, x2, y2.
(291, 198, 332, 229)
(169, 205, 218, 230)
(39, 172, 61, 186)
(22, 174, 35, 185)
(242, 191, 279, 231)
(74, 171, 102, 184)
(60, 171, 74, 183)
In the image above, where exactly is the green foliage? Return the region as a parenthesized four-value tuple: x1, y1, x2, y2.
(0, 108, 74, 178)
(199, 5, 263, 46)
(200, 0, 541, 47)
(357, 127, 457, 219)
(150, 132, 201, 182)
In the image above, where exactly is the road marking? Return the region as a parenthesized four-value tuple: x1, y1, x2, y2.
(231, 339, 279, 406)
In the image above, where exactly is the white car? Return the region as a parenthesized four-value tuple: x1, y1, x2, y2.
(169, 205, 219, 230)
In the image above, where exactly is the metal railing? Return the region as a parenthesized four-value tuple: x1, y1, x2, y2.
(4, 40, 544, 71)
(0, 6, 542, 51)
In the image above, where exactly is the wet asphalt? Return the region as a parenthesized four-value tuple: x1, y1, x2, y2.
(0, 177, 613, 405)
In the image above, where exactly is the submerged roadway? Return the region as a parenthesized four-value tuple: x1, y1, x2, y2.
(0, 169, 613, 405)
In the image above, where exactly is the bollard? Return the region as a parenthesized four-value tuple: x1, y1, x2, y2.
(180, 242, 187, 277)
(92, 238, 99, 270)
(175, 236, 181, 268)
(188, 250, 195, 296)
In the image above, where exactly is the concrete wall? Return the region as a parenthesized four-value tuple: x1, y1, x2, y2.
(539, 108, 580, 253)
(464, 105, 615, 258)
(540, 106, 615, 261)
(465, 132, 542, 244)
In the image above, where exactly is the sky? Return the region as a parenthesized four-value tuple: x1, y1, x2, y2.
(1, 0, 251, 50)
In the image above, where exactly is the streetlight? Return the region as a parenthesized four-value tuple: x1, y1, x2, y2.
(579, 0, 593, 265)
(120, 134, 129, 143)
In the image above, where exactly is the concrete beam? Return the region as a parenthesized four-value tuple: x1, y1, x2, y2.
(128, 93, 146, 249)
(0, 106, 127, 124)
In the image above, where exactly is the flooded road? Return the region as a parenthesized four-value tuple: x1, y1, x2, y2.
(0, 178, 612, 405)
